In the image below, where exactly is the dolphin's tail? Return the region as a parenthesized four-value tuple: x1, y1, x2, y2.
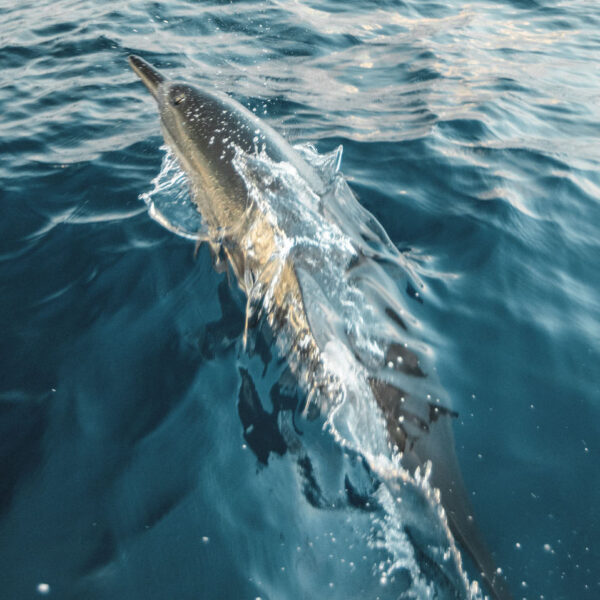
(369, 378, 513, 600)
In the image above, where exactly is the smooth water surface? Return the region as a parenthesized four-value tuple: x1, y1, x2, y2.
(1, 1, 599, 599)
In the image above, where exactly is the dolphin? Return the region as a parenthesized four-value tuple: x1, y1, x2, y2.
(128, 54, 512, 600)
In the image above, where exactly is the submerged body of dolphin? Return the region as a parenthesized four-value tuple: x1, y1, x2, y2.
(128, 54, 512, 600)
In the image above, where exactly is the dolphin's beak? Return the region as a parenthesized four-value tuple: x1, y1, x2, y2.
(128, 55, 165, 100)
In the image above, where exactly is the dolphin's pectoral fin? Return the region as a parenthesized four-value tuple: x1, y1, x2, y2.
(368, 377, 512, 600)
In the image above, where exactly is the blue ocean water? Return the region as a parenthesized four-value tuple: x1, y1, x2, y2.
(1, 1, 599, 599)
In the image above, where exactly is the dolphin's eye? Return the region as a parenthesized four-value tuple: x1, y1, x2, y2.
(173, 93, 185, 106)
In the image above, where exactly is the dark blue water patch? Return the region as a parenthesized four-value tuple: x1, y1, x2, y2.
(487, 76, 532, 94)
(31, 22, 80, 39)
(28, 33, 119, 62)
(342, 137, 519, 242)
(0, 45, 42, 70)
(0, 394, 48, 516)
(3, 152, 159, 230)
(436, 118, 493, 142)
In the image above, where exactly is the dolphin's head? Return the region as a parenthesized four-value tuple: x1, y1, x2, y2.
(128, 54, 264, 238)
(128, 55, 201, 139)
(128, 54, 259, 172)
(128, 54, 165, 100)
(129, 55, 194, 113)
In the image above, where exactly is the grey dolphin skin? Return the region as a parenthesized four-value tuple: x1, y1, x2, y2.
(128, 54, 512, 600)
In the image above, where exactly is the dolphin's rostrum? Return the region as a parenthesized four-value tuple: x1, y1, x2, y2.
(129, 54, 513, 600)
